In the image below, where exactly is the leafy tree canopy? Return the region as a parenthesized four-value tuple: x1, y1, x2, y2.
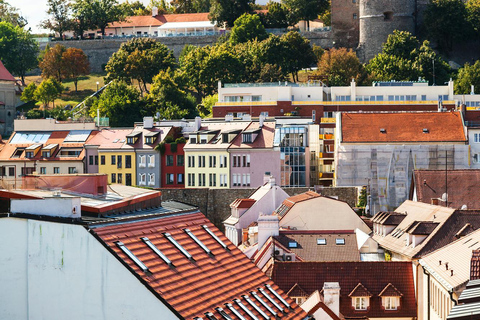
(209, 0, 254, 28)
(0, 0, 27, 27)
(258, 2, 291, 28)
(229, 13, 268, 45)
(466, 0, 480, 33)
(381, 30, 419, 60)
(317, 47, 366, 86)
(41, 0, 72, 38)
(39, 44, 66, 81)
(282, 0, 328, 28)
(62, 48, 91, 91)
(121, 0, 149, 15)
(105, 38, 176, 93)
(455, 60, 480, 94)
(34, 78, 64, 109)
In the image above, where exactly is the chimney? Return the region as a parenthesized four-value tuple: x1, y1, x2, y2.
(323, 282, 341, 317)
(152, 6, 158, 16)
(194, 116, 202, 131)
(471, 84, 475, 95)
(259, 114, 265, 128)
(431, 198, 439, 206)
(143, 116, 154, 129)
(257, 214, 279, 249)
(263, 172, 271, 184)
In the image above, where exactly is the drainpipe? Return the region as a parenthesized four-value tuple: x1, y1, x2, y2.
(449, 289, 458, 306)
(422, 265, 430, 320)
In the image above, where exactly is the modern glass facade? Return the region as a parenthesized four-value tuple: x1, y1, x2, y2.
(275, 126, 307, 187)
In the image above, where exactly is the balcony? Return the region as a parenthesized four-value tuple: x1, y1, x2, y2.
(320, 118, 336, 123)
(319, 172, 334, 179)
(319, 134, 334, 140)
(319, 152, 334, 159)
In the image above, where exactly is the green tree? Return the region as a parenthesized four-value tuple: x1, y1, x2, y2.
(209, 0, 254, 28)
(466, 0, 480, 34)
(121, 0, 149, 15)
(229, 13, 268, 44)
(424, 0, 471, 51)
(280, 31, 316, 81)
(413, 41, 451, 85)
(0, 22, 39, 85)
(105, 38, 176, 93)
(259, 2, 290, 28)
(144, 70, 197, 119)
(71, 0, 95, 38)
(148, 0, 174, 13)
(34, 78, 64, 110)
(72, 0, 125, 36)
(89, 80, 143, 126)
(21, 83, 37, 102)
(381, 30, 419, 60)
(282, 0, 329, 29)
(455, 61, 480, 94)
(318, 48, 366, 86)
(0, 0, 27, 27)
(198, 94, 217, 118)
(41, 0, 72, 38)
(366, 53, 420, 81)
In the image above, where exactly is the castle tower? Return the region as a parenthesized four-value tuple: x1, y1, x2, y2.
(357, 0, 415, 62)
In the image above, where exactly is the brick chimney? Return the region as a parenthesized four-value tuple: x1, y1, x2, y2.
(323, 282, 341, 317)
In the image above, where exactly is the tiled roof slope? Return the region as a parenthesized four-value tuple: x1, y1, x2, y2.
(413, 170, 480, 209)
(271, 261, 417, 319)
(92, 211, 307, 320)
(274, 191, 320, 216)
(273, 231, 360, 262)
(0, 60, 15, 81)
(109, 13, 210, 28)
(228, 122, 275, 149)
(341, 112, 466, 143)
(471, 250, 480, 280)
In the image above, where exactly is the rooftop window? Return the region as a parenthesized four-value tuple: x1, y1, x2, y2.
(288, 241, 298, 248)
(336, 238, 345, 245)
(115, 241, 150, 274)
(317, 238, 327, 245)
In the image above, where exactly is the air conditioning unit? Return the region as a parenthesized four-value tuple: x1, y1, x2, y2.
(274, 248, 283, 256)
(284, 253, 295, 261)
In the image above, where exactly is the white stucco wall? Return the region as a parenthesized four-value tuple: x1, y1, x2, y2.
(11, 197, 81, 218)
(0, 218, 180, 320)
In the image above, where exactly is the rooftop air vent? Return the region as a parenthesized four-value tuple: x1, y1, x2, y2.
(423, 128, 429, 133)
(380, 128, 386, 133)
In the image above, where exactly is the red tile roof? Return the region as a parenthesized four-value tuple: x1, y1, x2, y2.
(92, 211, 308, 320)
(378, 283, 403, 297)
(348, 283, 372, 297)
(341, 112, 466, 143)
(274, 191, 321, 216)
(228, 122, 276, 149)
(108, 13, 211, 28)
(271, 261, 417, 319)
(471, 250, 480, 280)
(230, 198, 256, 209)
(413, 169, 480, 209)
(0, 60, 15, 82)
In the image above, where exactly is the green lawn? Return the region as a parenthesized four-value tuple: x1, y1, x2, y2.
(24, 73, 106, 109)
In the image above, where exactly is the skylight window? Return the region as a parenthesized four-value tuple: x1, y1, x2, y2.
(317, 238, 327, 245)
(225, 303, 246, 320)
(115, 241, 150, 273)
(184, 228, 212, 255)
(288, 241, 298, 248)
(164, 232, 194, 261)
(266, 284, 290, 308)
(234, 299, 259, 320)
(250, 291, 277, 315)
(258, 288, 283, 312)
(204, 312, 218, 320)
(336, 238, 345, 245)
(202, 225, 230, 251)
(243, 295, 269, 320)
(141, 237, 174, 267)
(215, 307, 233, 320)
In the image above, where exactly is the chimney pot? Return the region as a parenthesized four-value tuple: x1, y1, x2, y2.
(439, 260, 442, 265)
(451, 270, 454, 276)
(445, 263, 449, 270)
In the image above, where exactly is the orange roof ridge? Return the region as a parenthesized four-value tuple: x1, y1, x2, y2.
(348, 283, 372, 297)
(378, 283, 403, 297)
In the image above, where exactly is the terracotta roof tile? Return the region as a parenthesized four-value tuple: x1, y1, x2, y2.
(341, 112, 466, 143)
(0, 60, 16, 81)
(271, 261, 417, 319)
(92, 211, 308, 319)
(413, 169, 480, 209)
(287, 283, 308, 297)
(378, 283, 403, 297)
(471, 250, 480, 280)
(348, 283, 372, 297)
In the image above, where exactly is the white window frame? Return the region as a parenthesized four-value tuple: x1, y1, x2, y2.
(139, 155, 146, 168)
(148, 155, 155, 168)
(148, 173, 155, 186)
(355, 297, 367, 310)
(384, 297, 397, 310)
(139, 173, 146, 186)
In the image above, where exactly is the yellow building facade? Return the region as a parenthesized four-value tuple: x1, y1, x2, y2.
(184, 150, 230, 188)
(98, 150, 136, 186)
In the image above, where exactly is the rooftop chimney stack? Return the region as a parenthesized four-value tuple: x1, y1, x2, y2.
(194, 116, 202, 131)
(323, 282, 341, 316)
(143, 116, 154, 129)
(152, 6, 158, 16)
(257, 214, 279, 249)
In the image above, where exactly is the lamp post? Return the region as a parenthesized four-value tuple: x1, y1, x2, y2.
(96, 81, 99, 92)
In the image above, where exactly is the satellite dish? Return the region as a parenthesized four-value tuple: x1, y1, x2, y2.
(461, 204, 468, 210)
(441, 193, 448, 202)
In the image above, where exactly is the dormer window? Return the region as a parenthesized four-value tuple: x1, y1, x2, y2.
(242, 133, 252, 143)
(144, 131, 159, 144)
(190, 137, 197, 144)
(25, 151, 34, 158)
(145, 137, 153, 144)
(222, 134, 228, 143)
(126, 132, 141, 145)
(127, 137, 134, 144)
(384, 297, 398, 310)
(349, 283, 371, 311)
(355, 297, 368, 310)
(379, 283, 403, 310)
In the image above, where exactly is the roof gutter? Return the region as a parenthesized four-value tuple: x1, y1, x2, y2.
(421, 264, 430, 320)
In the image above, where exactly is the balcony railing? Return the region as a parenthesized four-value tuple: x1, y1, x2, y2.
(215, 101, 276, 106)
(320, 118, 336, 123)
(319, 134, 334, 140)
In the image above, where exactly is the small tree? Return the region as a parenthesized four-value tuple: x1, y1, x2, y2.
(317, 47, 366, 86)
(39, 44, 66, 81)
(455, 61, 480, 94)
(229, 13, 268, 45)
(34, 78, 64, 111)
(41, 0, 72, 38)
(62, 48, 90, 92)
(282, 0, 329, 29)
(198, 94, 218, 118)
(21, 82, 37, 102)
(209, 0, 254, 28)
(467, 0, 480, 34)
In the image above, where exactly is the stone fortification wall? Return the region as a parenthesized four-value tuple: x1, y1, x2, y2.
(39, 31, 333, 73)
(159, 186, 357, 231)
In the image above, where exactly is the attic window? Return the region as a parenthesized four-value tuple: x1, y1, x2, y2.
(141, 237, 174, 267)
(225, 303, 247, 320)
(317, 238, 327, 245)
(113, 139, 119, 143)
(145, 137, 154, 144)
(242, 133, 252, 143)
(423, 128, 429, 133)
(234, 299, 259, 320)
(12, 148, 24, 158)
(222, 134, 229, 143)
(202, 225, 230, 251)
(127, 137, 135, 144)
(266, 284, 291, 308)
(184, 228, 212, 255)
(243, 295, 269, 320)
(250, 291, 277, 315)
(164, 232, 194, 261)
(115, 241, 150, 274)
(288, 241, 298, 248)
(380, 128, 386, 133)
(215, 307, 233, 320)
(336, 238, 345, 245)
(258, 287, 283, 311)
(190, 137, 197, 144)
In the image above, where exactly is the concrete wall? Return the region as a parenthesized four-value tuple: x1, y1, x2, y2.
(158, 186, 358, 230)
(0, 218, 180, 320)
(11, 197, 81, 218)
